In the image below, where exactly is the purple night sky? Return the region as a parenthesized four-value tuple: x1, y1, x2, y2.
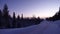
(0, 0, 60, 18)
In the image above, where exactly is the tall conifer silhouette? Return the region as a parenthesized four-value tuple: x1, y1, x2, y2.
(12, 12, 16, 28)
(3, 4, 10, 28)
(0, 10, 2, 27)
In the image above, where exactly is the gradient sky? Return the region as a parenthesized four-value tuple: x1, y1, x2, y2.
(0, 0, 60, 18)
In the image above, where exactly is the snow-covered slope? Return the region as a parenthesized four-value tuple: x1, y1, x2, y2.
(0, 20, 60, 34)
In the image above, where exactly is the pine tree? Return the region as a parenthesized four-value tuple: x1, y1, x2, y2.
(12, 12, 16, 28)
(0, 10, 2, 27)
(21, 14, 23, 19)
(17, 15, 21, 28)
(3, 4, 10, 28)
(3, 4, 9, 18)
(17, 15, 20, 20)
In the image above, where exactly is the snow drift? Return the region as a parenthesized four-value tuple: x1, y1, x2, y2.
(0, 20, 60, 34)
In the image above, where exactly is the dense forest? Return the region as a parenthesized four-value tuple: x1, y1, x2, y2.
(0, 4, 43, 29)
(0, 4, 60, 29)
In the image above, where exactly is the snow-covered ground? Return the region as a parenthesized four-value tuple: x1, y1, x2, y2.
(0, 20, 60, 34)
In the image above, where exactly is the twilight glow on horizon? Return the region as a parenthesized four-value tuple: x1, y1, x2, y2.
(0, 0, 60, 18)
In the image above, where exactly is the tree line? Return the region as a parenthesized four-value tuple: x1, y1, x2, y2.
(0, 4, 43, 29)
(46, 7, 60, 21)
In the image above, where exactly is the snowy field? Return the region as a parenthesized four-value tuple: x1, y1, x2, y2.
(0, 20, 60, 34)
